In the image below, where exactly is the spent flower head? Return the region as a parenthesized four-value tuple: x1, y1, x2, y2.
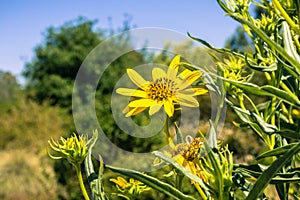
(48, 133, 89, 166)
(169, 136, 212, 184)
(116, 55, 208, 117)
(167, 134, 233, 198)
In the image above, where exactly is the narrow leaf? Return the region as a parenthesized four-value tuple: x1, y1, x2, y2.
(106, 164, 197, 200)
(246, 142, 300, 200)
(222, 77, 300, 107)
(153, 151, 208, 191)
(276, 130, 300, 139)
(229, 14, 300, 78)
(84, 130, 108, 200)
(187, 33, 246, 59)
(256, 143, 298, 160)
(245, 55, 277, 72)
(282, 21, 300, 63)
(174, 122, 184, 144)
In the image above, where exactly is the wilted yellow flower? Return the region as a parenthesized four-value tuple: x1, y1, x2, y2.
(110, 176, 151, 198)
(168, 135, 233, 199)
(110, 176, 130, 190)
(170, 137, 212, 184)
(48, 133, 88, 166)
(117, 55, 208, 117)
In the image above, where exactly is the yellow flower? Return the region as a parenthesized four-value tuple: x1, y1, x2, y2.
(116, 55, 208, 117)
(110, 176, 129, 190)
(110, 176, 151, 197)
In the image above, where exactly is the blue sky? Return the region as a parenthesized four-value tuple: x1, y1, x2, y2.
(0, 0, 238, 81)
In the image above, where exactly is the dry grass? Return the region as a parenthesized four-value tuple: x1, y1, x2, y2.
(0, 149, 65, 200)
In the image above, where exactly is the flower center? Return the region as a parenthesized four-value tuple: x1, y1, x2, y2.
(147, 77, 177, 102)
(183, 138, 203, 161)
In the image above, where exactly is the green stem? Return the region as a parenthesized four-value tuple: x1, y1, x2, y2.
(75, 164, 90, 200)
(175, 171, 184, 190)
(164, 117, 170, 141)
(273, 0, 299, 33)
(243, 94, 259, 115)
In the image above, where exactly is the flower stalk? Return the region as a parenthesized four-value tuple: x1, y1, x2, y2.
(75, 163, 90, 200)
(48, 133, 90, 200)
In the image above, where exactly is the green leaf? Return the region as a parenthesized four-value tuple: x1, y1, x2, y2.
(276, 130, 300, 139)
(223, 78, 300, 107)
(203, 139, 224, 198)
(235, 164, 300, 184)
(174, 122, 184, 144)
(276, 122, 300, 139)
(245, 55, 277, 72)
(84, 130, 108, 200)
(187, 32, 246, 60)
(229, 14, 300, 79)
(106, 164, 197, 200)
(229, 104, 277, 134)
(245, 142, 300, 200)
(282, 21, 300, 64)
(256, 143, 298, 160)
(207, 120, 218, 149)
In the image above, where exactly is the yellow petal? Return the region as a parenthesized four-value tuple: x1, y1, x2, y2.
(152, 68, 166, 81)
(176, 93, 199, 107)
(177, 70, 201, 89)
(123, 106, 147, 117)
(149, 103, 162, 115)
(116, 88, 147, 98)
(128, 99, 156, 107)
(127, 68, 149, 90)
(179, 69, 202, 80)
(178, 87, 208, 96)
(169, 55, 180, 69)
(173, 154, 186, 165)
(110, 177, 128, 188)
(192, 87, 208, 95)
(168, 137, 176, 148)
(164, 99, 174, 117)
(167, 55, 180, 80)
